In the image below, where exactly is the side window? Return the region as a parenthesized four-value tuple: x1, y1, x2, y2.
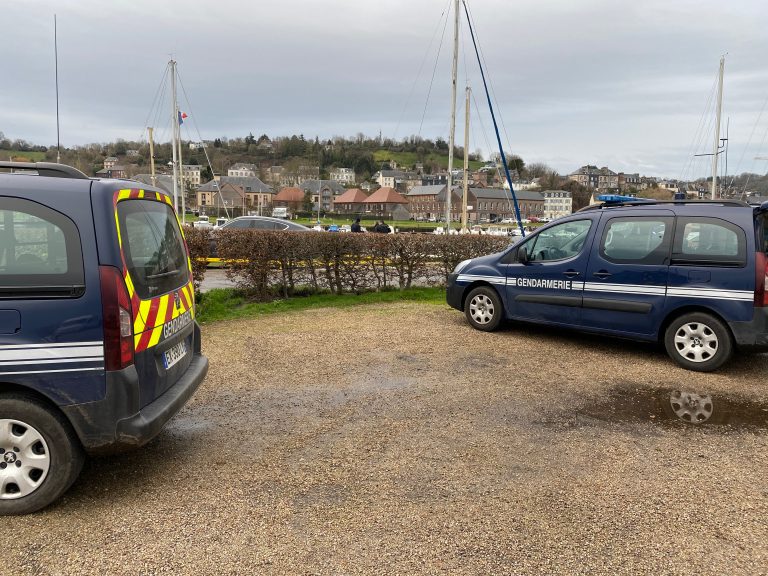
(672, 217, 746, 267)
(252, 220, 276, 230)
(600, 217, 672, 265)
(525, 220, 592, 262)
(226, 219, 252, 229)
(0, 198, 84, 295)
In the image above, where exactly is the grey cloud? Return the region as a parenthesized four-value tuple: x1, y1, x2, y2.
(2, 0, 767, 178)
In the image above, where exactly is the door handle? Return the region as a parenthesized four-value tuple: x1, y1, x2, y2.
(593, 271, 612, 279)
(563, 270, 580, 278)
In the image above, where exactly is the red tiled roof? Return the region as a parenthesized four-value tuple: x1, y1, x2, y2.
(363, 187, 408, 204)
(333, 188, 368, 204)
(274, 187, 304, 202)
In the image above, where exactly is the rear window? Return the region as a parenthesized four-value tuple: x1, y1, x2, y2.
(0, 197, 84, 296)
(671, 217, 746, 267)
(117, 200, 189, 299)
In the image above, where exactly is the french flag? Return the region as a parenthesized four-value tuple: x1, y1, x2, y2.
(178, 111, 188, 125)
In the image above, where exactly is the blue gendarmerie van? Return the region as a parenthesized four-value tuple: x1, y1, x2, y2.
(0, 162, 208, 515)
(447, 197, 768, 373)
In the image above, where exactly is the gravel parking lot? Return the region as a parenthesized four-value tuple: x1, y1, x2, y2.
(4, 301, 768, 575)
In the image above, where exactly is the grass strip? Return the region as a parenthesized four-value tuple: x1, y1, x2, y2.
(196, 286, 446, 324)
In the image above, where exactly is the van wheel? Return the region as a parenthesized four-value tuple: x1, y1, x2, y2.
(0, 395, 84, 515)
(465, 286, 503, 331)
(664, 313, 733, 372)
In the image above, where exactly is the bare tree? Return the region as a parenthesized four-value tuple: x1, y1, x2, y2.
(525, 162, 553, 180)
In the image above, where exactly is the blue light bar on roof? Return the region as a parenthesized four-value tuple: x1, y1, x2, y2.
(597, 194, 654, 204)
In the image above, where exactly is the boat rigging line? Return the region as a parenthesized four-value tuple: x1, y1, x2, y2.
(176, 71, 230, 218)
(392, 0, 452, 141)
(461, 0, 525, 235)
(727, 90, 768, 194)
(679, 65, 719, 183)
(140, 61, 229, 218)
(462, 1, 517, 164)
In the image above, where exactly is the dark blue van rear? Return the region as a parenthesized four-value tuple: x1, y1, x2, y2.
(0, 162, 208, 515)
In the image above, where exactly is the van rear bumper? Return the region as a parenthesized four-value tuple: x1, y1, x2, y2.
(62, 353, 208, 454)
(729, 308, 768, 352)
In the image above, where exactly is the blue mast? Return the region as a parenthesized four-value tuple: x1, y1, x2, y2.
(461, 0, 526, 236)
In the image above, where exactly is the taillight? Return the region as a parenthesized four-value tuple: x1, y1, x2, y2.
(755, 252, 768, 307)
(100, 265, 134, 370)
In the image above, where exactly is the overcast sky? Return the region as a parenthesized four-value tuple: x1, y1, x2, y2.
(2, 0, 768, 179)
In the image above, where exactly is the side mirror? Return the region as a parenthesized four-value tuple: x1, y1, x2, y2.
(518, 246, 528, 263)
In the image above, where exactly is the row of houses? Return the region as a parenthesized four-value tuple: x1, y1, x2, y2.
(568, 165, 685, 194)
(182, 174, 573, 221)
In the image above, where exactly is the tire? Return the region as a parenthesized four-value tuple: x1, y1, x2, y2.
(664, 312, 733, 372)
(464, 286, 503, 332)
(0, 394, 84, 515)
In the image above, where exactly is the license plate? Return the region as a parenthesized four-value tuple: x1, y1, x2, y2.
(163, 340, 188, 369)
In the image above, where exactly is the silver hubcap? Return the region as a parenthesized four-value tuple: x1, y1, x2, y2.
(669, 390, 714, 424)
(673, 321, 718, 363)
(0, 419, 50, 499)
(469, 294, 495, 325)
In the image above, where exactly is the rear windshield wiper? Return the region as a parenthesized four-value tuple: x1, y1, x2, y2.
(146, 269, 180, 279)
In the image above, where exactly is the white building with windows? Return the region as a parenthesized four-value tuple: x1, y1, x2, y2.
(181, 165, 202, 189)
(227, 163, 259, 178)
(329, 167, 356, 184)
(541, 190, 573, 219)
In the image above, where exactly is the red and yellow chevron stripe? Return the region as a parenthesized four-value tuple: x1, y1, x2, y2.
(132, 280, 195, 352)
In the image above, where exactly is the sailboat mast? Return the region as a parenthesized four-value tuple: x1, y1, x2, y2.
(462, 86, 470, 231)
(170, 59, 180, 213)
(148, 127, 156, 187)
(178, 119, 185, 217)
(711, 56, 725, 199)
(444, 0, 460, 231)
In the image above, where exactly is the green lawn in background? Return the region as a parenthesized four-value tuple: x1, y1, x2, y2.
(373, 150, 484, 172)
(2, 150, 47, 162)
(196, 286, 446, 324)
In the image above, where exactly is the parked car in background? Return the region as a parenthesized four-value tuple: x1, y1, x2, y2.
(192, 216, 212, 229)
(208, 216, 312, 261)
(218, 216, 311, 232)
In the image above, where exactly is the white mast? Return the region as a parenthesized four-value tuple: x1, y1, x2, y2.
(170, 59, 180, 213)
(443, 0, 459, 231)
(178, 117, 185, 218)
(711, 56, 725, 199)
(148, 127, 156, 187)
(462, 86, 470, 231)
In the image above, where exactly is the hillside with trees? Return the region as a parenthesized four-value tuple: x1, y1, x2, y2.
(0, 130, 528, 183)
(4, 130, 767, 203)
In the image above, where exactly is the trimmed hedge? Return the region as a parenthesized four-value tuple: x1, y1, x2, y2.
(183, 227, 211, 293)
(183, 228, 511, 300)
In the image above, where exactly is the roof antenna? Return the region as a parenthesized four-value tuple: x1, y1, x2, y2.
(54, 15, 61, 164)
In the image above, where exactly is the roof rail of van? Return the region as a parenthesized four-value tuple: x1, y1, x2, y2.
(577, 199, 750, 212)
(0, 161, 90, 179)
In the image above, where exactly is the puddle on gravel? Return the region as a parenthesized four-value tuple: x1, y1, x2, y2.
(542, 384, 768, 432)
